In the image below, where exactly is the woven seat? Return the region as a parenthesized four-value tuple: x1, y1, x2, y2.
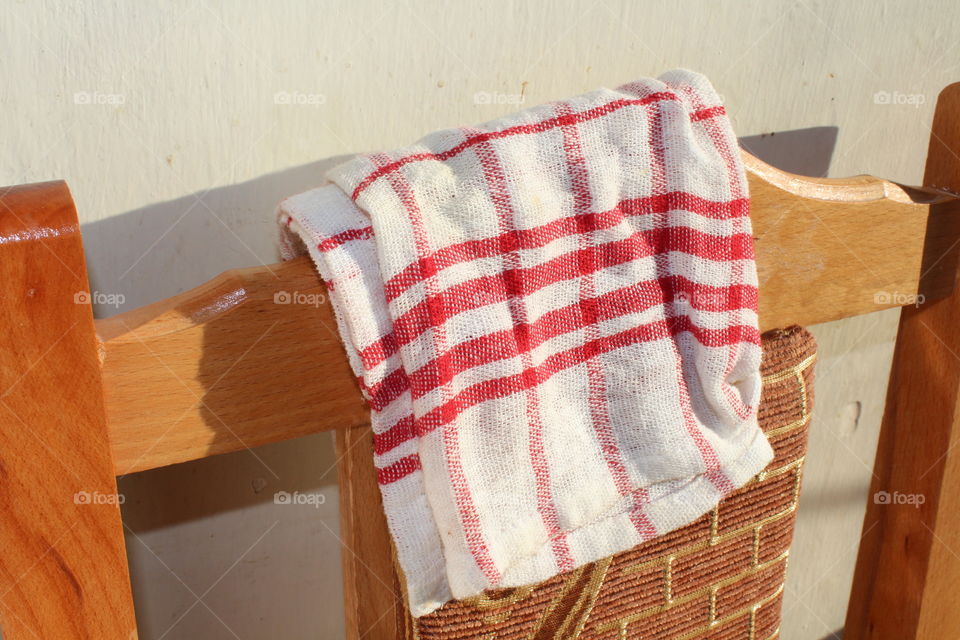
(410, 326, 816, 640)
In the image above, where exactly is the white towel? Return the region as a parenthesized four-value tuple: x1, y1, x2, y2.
(277, 69, 772, 617)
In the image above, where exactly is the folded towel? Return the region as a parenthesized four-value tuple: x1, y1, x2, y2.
(277, 69, 773, 617)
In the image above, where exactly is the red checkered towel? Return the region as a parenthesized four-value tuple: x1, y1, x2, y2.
(277, 69, 772, 617)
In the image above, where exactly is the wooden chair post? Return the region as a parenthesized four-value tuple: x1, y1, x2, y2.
(336, 426, 409, 640)
(845, 83, 960, 638)
(0, 182, 137, 639)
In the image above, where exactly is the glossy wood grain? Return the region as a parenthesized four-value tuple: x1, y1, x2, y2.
(0, 181, 137, 639)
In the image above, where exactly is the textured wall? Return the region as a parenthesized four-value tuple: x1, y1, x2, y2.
(1, 1, 953, 638)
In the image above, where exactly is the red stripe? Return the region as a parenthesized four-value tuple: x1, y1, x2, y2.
(377, 453, 422, 484)
(360, 226, 754, 370)
(392, 277, 757, 402)
(358, 332, 399, 372)
(351, 93, 723, 199)
(370, 315, 761, 486)
(373, 415, 415, 456)
(690, 105, 726, 122)
(555, 100, 658, 541)
(374, 316, 760, 455)
(470, 127, 574, 571)
(371, 153, 502, 585)
(317, 225, 374, 252)
(413, 315, 759, 439)
(384, 192, 748, 303)
(364, 272, 759, 409)
(645, 98, 724, 486)
(677, 83, 754, 425)
(707, 105, 754, 423)
(645, 95, 731, 493)
(363, 272, 759, 408)
(363, 366, 410, 412)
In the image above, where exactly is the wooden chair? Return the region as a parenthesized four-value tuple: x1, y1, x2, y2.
(2, 82, 960, 640)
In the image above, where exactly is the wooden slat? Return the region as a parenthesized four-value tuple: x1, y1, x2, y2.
(96, 155, 960, 474)
(0, 181, 137, 639)
(747, 154, 960, 328)
(845, 82, 960, 640)
(97, 258, 368, 475)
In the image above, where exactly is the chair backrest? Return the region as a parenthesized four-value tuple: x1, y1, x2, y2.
(1, 82, 959, 640)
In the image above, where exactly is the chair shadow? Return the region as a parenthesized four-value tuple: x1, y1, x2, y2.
(82, 155, 353, 316)
(108, 156, 352, 534)
(103, 156, 357, 638)
(739, 126, 837, 178)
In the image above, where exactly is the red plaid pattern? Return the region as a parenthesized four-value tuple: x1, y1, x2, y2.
(277, 70, 772, 617)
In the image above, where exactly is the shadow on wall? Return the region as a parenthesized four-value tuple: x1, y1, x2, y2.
(102, 126, 837, 638)
(82, 155, 353, 316)
(98, 155, 357, 529)
(92, 157, 353, 637)
(739, 127, 837, 178)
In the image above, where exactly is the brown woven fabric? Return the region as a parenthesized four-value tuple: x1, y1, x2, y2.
(408, 326, 816, 640)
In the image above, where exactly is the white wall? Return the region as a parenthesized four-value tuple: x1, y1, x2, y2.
(2, 1, 953, 638)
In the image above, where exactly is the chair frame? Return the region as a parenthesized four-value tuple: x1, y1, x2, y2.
(2, 83, 960, 640)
